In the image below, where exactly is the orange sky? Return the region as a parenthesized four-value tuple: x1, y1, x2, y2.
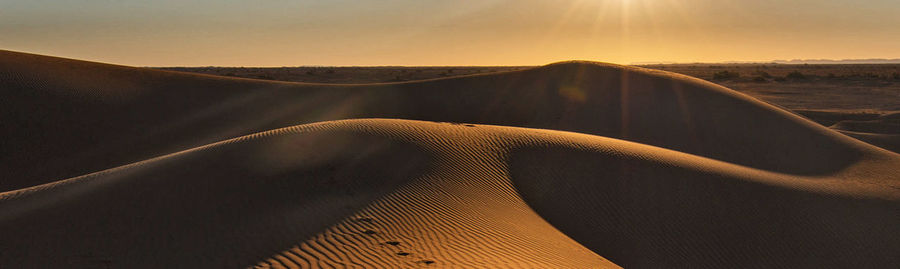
(2, 0, 899, 66)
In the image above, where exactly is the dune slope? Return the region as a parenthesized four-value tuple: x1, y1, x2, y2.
(0, 120, 616, 268)
(2, 119, 898, 268)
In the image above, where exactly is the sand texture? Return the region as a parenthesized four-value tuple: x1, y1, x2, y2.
(1, 50, 898, 268)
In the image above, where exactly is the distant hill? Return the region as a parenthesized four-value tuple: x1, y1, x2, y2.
(633, 59, 900, 65)
(773, 59, 900, 64)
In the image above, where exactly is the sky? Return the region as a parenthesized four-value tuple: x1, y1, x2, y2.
(2, 0, 899, 66)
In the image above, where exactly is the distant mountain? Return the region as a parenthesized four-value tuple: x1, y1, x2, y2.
(630, 61, 683, 65)
(772, 59, 900, 64)
(633, 59, 900, 65)
(631, 61, 779, 65)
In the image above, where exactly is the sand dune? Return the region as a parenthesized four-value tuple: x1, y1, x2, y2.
(1, 50, 889, 190)
(838, 130, 900, 154)
(2, 119, 897, 268)
(832, 112, 900, 134)
(831, 112, 900, 153)
(1, 50, 899, 268)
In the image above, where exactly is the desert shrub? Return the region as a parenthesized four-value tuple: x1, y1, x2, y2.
(712, 70, 740, 80)
(826, 73, 837, 79)
(752, 76, 767, 83)
(786, 71, 806, 80)
(754, 71, 772, 78)
(326, 69, 335, 74)
(774, 77, 787, 82)
(305, 70, 315, 75)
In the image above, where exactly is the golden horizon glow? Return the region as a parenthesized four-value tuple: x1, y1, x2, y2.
(2, 0, 899, 66)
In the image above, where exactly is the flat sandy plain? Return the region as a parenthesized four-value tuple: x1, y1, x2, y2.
(2, 50, 898, 268)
